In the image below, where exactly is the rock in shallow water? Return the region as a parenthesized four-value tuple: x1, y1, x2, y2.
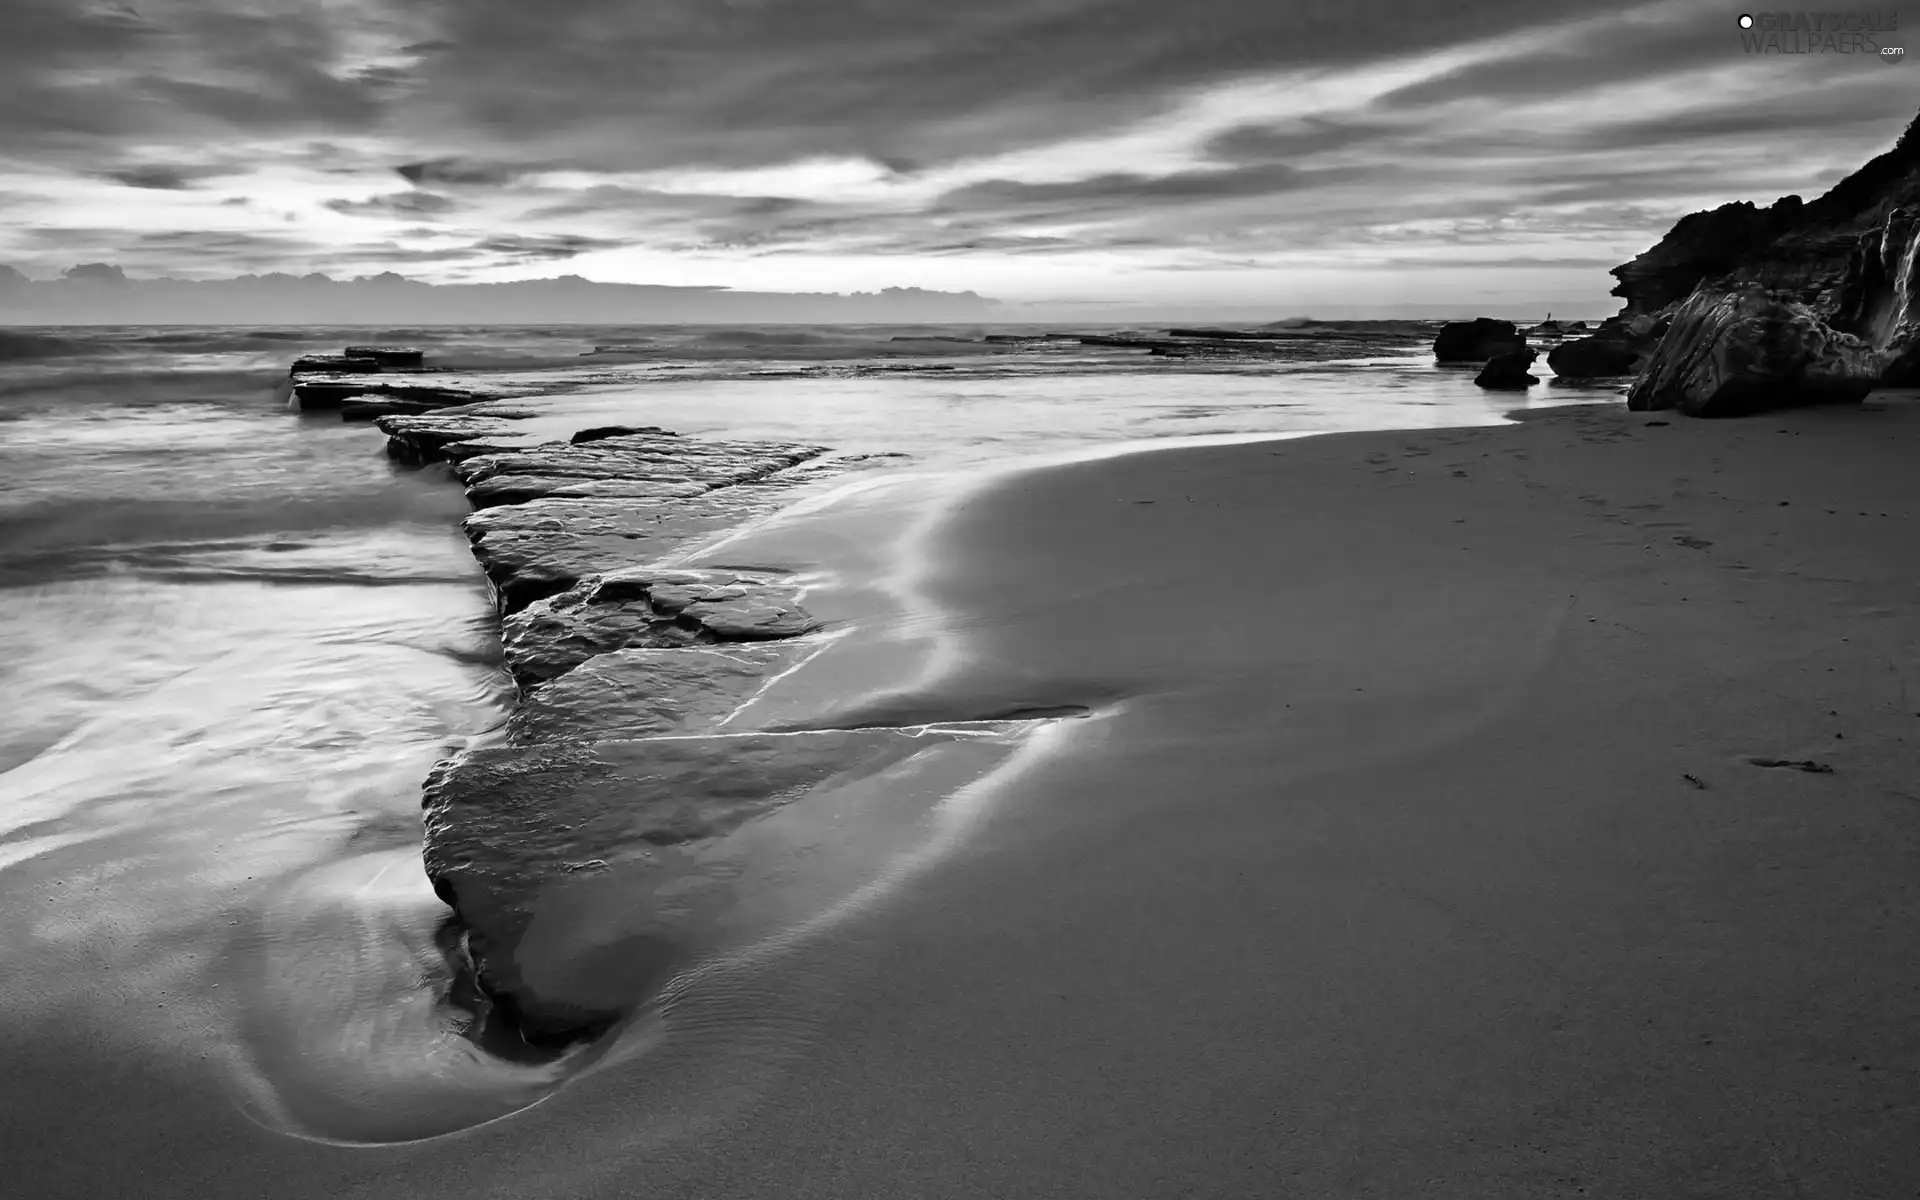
(1434, 317, 1528, 364)
(342, 344, 425, 368)
(499, 568, 819, 686)
(1627, 284, 1880, 417)
(570, 424, 673, 444)
(422, 728, 1002, 1038)
(454, 437, 827, 508)
(375, 413, 551, 463)
(1546, 322, 1650, 378)
(1474, 347, 1539, 390)
(505, 644, 808, 743)
(464, 492, 800, 613)
(466, 474, 713, 508)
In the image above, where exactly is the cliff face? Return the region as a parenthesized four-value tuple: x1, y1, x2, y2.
(1614, 111, 1920, 326)
(1617, 108, 1920, 412)
(1608, 197, 1809, 316)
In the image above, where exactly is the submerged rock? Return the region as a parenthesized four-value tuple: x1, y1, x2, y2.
(1433, 318, 1528, 363)
(1626, 285, 1879, 417)
(1474, 348, 1539, 390)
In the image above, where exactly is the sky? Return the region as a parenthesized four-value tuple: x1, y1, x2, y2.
(0, 0, 1914, 314)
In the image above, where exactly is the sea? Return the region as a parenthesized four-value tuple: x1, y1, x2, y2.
(0, 321, 1615, 1143)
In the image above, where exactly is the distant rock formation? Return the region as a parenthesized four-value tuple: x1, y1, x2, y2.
(1474, 347, 1540, 390)
(0, 270, 1000, 324)
(1433, 318, 1528, 363)
(1606, 106, 1920, 414)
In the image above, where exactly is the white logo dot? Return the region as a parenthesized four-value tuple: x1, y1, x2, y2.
(1738, 13, 1754, 27)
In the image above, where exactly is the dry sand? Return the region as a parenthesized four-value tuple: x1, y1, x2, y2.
(6, 396, 1919, 1197)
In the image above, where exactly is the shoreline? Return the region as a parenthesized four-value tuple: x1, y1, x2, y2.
(310, 374, 1090, 1140)
(658, 391, 1920, 1196)
(4, 384, 1916, 1191)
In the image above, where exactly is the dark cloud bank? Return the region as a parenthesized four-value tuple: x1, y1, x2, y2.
(0, 268, 996, 324)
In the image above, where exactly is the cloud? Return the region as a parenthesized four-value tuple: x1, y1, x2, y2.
(932, 163, 1328, 217)
(0, 0, 1913, 306)
(391, 0, 1604, 173)
(395, 157, 531, 186)
(470, 233, 634, 260)
(99, 163, 230, 189)
(323, 190, 461, 217)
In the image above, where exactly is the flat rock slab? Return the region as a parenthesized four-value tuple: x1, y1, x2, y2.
(464, 493, 798, 612)
(499, 569, 816, 685)
(500, 584, 702, 685)
(376, 413, 554, 463)
(465, 474, 714, 508)
(294, 377, 493, 410)
(422, 726, 1009, 1037)
(607, 567, 820, 640)
(452, 438, 824, 483)
(505, 644, 809, 743)
(340, 398, 444, 421)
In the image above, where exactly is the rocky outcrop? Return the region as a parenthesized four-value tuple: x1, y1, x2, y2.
(422, 726, 1008, 1041)
(1609, 197, 1810, 318)
(276, 354, 1075, 1054)
(343, 344, 425, 368)
(503, 645, 808, 744)
(349, 388, 1024, 1048)
(1604, 107, 1920, 413)
(499, 568, 818, 686)
(1626, 285, 1880, 416)
(1474, 348, 1539, 390)
(1433, 318, 1528, 364)
(376, 413, 543, 463)
(290, 353, 389, 375)
(1546, 317, 1657, 378)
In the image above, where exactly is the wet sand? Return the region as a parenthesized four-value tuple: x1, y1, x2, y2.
(7, 396, 1920, 1196)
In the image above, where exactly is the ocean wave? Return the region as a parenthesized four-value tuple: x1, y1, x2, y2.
(693, 328, 845, 346)
(126, 330, 318, 350)
(0, 366, 283, 404)
(0, 331, 93, 361)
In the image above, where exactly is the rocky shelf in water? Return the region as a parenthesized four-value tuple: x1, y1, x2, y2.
(285, 343, 751, 418)
(313, 380, 1056, 1054)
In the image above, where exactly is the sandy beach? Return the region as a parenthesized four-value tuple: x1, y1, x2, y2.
(3, 392, 1916, 1196)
